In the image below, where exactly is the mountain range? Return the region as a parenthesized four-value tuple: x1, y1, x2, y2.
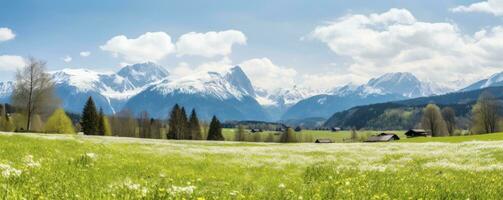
(2, 62, 503, 123)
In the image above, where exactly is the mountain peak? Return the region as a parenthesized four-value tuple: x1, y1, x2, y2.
(117, 62, 169, 88)
(224, 65, 256, 97)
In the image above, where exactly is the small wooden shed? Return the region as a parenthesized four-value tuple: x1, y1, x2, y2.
(294, 126, 302, 132)
(405, 129, 431, 137)
(365, 133, 400, 142)
(315, 139, 333, 143)
(250, 128, 263, 133)
(331, 127, 342, 132)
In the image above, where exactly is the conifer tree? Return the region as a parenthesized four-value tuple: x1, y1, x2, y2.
(168, 104, 182, 139)
(188, 109, 202, 140)
(97, 107, 106, 135)
(180, 107, 189, 139)
(81, 96, 99, 135)
(44, 108, 75, 134)
(207, 116, 224, 140)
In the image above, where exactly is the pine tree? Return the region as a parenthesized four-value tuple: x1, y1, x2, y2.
(97, 107, 106, 135)
(180, 107, 189, 139)
(188, 109, 202, 140)
(207, 116, 224, 140)
(44, 108, 75, 134)
(168, 104, 182, 139)
(81, 96, 99, 135)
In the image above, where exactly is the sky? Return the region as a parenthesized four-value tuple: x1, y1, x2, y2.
(1, 0, 503, 91)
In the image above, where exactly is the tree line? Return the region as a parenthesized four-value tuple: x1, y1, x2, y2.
(2, 57, 225, 141)
(420, 91, 502, 136)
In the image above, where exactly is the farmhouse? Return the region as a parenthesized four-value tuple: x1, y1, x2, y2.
(405, 129, 431, 137)
(315, 139, 333, 143)
(365, 133, 400, 142)
(294, 126, 302, 132)
(250, 128, 263, 133)
(331, 127, 341, 132)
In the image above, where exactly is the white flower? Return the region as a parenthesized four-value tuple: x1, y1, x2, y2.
(168, 185, 196, 195)
(24, 155, 41, 168)
(85, 153, 97, 159)
(0, 163, 22, 178)
(278, 183, 286, 189)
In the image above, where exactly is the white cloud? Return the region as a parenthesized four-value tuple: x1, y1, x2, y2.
(63, 56, 72, 63)
(451, 0, 503, 16)
(239, 58, 297, 91)
(100, 32, 176, 63)
(0, 55, 25, 71)
(80, 51, 91, 57)
(0, 28, 15, 42)
(176, 30, 246, 57)
(309, 8, 503, 88)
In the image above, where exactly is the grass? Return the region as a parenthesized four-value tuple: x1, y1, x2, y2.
(2, 132, 503, 199)
(222, 128, 406, 143)
(399, 132, 503, 143)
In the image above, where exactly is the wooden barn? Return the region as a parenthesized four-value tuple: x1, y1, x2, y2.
(315, 139, 333, 143)
(250, 128, 263, 133)
(331, 127, 341, 132)
(365, 133, 400, 142)
(405, 129, 431, 137)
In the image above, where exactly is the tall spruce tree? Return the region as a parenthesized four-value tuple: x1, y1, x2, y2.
(207, 116, 224, 140)
(97, 107, 105, 135)
(81, 97, 99, 135)
(168, 104, 183, 139)
(188, 109, 202, 140)
(180, 107, 189, 139)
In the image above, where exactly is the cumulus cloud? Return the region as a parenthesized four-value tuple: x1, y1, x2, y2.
(0, 55, 25, 71)
(309, 8, 503, 88)
(239, 58, 297, 91)
(176, 30, 246, 57)
(100, 32, 176, 63)
(0, 28, 15, 42)
(451, 0, 503, 16)
(62, 56, 72, 63)
(80, 51, 91, 57)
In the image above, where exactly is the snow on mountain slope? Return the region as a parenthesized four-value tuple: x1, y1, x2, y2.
(461, 71, 503, 92)
(123, 66, 269, 120)
(117, 62, 169, 88)
(0, 81, 13, 98)
(282, 72, 451, 120)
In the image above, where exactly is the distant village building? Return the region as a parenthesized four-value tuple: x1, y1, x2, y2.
(405, 129, 431, 137)
(331, 127, 341, 132)
(294, 126, 302, 132)
(315, 139, 333, 143)
(365, 133, 400, 142)
(250, 128, 263, 133)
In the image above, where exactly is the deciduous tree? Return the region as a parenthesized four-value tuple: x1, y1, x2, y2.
(441, 107, 456, 136)
(11, 58, 58, 131)
(44, 108, 75, 134)
(471, 91, 501, 134)
(421, 104, 448, 137)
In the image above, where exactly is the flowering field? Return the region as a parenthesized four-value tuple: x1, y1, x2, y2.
(1, 132, 503, 199)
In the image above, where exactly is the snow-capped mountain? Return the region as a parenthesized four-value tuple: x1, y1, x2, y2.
(255, 86, 326, 120)
(0, 81, 13, 103)
(461, 71, 503, 92)
(282, 72, 451, 120)
(123, 66, 269, 120)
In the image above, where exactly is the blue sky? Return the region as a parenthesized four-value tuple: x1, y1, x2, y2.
(1, 0, 503, 90)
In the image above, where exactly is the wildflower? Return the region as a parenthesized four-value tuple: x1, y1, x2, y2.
(229, 190, 239, 196)
(278, 183, 286, 189)
(85, 152, 97, 159)
(24, 155, 41, 168)
(168, 185, 196, 196)
(0, 164, 22, 178)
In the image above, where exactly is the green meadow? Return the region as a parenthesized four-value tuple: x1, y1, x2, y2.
(2, 132, 503, 199)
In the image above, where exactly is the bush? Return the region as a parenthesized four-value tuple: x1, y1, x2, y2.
(44, 108, 75, 134)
